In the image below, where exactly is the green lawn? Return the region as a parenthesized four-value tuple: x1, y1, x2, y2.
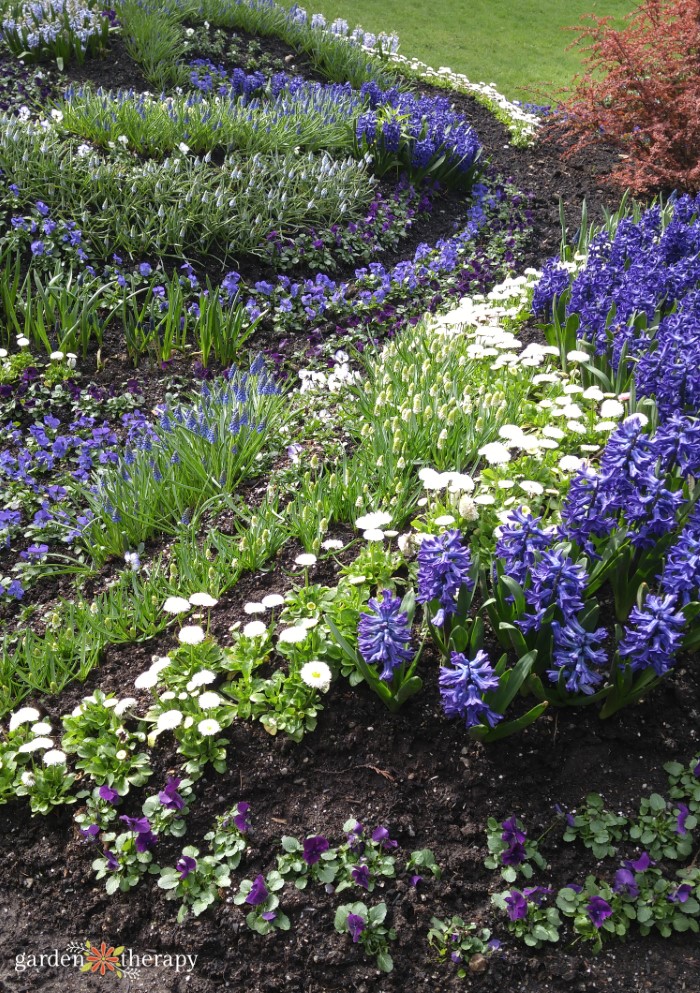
(281, 0, 638, 101)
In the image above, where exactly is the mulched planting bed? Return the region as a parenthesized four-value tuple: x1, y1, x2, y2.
(0, 11, 697, 993)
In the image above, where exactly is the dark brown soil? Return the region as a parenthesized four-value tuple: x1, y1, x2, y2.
(1, 25, 693, 993)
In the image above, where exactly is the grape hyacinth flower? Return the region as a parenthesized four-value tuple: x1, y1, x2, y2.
(416, 529, 472, 626)
(357, 590, 414, 681)
(438, 650, 502, 729)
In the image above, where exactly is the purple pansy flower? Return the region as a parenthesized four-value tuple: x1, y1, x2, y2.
(587, 895, 613, 928)
(177, 855, 197, 880)
(245, 875, 269, 906)
(158, 777, 185, 811)
(351, 864, 370, 890)
(98, 784, 119, 804)
(303, 835, 330, 865)
(233, 801, 251, 833)
(347, 912, 366, 943)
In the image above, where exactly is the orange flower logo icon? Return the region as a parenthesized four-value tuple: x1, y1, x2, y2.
(81, 941, 125, 978)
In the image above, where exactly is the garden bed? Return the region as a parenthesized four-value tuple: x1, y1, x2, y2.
(0, 3, 698, 993)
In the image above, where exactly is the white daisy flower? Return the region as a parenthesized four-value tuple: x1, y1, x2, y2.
(188, 669, 216, 688)
(114, 698, 137, 717)
(20, 771, 35, 787)
(558, 455, 584, 472)
(519, 480, 544, 497)
(198, 718, 221, 737)
(189, 592, 218, 608)
(135, 670, 160, 690)
(18, 737, 54, 753)
(243, 621, 268, 638)
(198, 691, 222, 710)
(363, 529, 385, 541)
(321, 539, 344, 551)
(156, 709, 183, 732)
(354, 511, 392, 530)
(295, 553, 317, 567)
(300, 660, 332, 692)
(43, 749, 67, 766)
(244, 602, 266, 614)
(163, 596, 192, 614)
(261, 593, 285, 608)
(566, 349, 592, 363)
(478, 442, 511, 465)
(434, 515, 456, 526)
(151, 657, 171, 675)
(600, 398, 625, 419)
(9, 707, 40, 732)
(31, 722, 52, 735)
(178, 625, 206, 646)
(278, 625, 310, 643)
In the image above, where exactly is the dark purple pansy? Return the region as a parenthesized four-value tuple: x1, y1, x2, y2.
(80, 823, 100, 842)
(676, 803, 690, 836)
(371, 826, 398, 850)
(587, 896, 613, 928)
(303, 835, 330, 865)
(351, 864, 370, 890)
(176, 855, 197, 880)
(410, 874, 423, 887)
(233, 801, 251, 833)
(158, 777, 185, 811)
(245, 875, 269, 906)
(624, 852, 655, 873)
(103, 849, 119, 871)
(668, 883, 693, 904)
(613, 868, 639, 898)
(505, 890, 528, 921)
(261, 911, 277, 921)
(347, 913, 366, 943)
(98, 784, 119, 803)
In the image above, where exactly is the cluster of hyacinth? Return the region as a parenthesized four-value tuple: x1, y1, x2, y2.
(357, 589, 413, 681)
(495, 413, 700, 692)
(532, 193, 700, 419)
(1, 0, 110, 64)
(439, 650, 501, 729)
(356, 82, 481, 187)
(416, 528, 473, 627)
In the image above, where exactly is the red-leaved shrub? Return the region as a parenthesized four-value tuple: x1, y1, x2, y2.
(555, 0, 700, 194)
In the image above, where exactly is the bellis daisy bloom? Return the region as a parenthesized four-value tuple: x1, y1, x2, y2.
(189, 592, 218, 608)
(178, 625, 206, 645)
(134, 670, 160, 690)
(198, 691, 222, 709)
(261, 593, 285, 608)
(198, 718, 221, 736)
(295, 553, 317, 567)
(9, 707, 41, 732)
(163, 596, 192, 614)
(355, 511, 392, 530)
(300, 660, 332, 692)
(188, 669, 216, 688)
(278, 625, 309, 644)
(156, 710, 183, 732)
(42, 749, 67, 766)
(243, 621, 267, 638)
